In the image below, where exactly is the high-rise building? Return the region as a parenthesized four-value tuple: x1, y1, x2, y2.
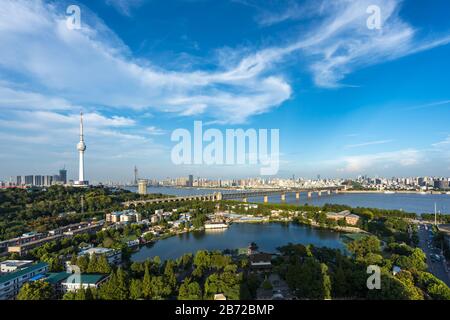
(24, 175, 33, 185)
(16, 176, 22, 186)
(43, 175, 53, 186)
(434, 179, 449, 190)
(53, 174, 60, 184)
(187, 174, 194, 187)
(138, 179, 148, 195)
(59, 167, 67, 184)
(33, 175, 43, 186)
(75, 112, 88, 186)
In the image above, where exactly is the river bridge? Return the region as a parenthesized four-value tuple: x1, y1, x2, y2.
(122, 186, 347, 208)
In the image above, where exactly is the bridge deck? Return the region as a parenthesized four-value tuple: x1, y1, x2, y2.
(122, 186, 345, 207)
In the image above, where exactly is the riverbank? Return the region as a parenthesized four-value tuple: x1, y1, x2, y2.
(341, 190, 450, 195)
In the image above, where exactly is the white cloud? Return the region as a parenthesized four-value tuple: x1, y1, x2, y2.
(146, 126, 167, 135)
(337, 149, 423, 173)
(344, 139, 393, 149)
(0, 84, 78, 110)
(105, 0, 144, 17)
(1, 0, 447, 125)
(432, 135, 450, 148)
(0, 0, 291, 124)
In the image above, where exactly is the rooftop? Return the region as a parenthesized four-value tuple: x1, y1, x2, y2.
(0, 260, 33, 268)
(0, 262, 48, 284)
(62, 273, 106, 285)
(79, 247, 118, 256)
(45, 272, 71, 284)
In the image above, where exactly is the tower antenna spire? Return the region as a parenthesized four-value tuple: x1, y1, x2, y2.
(79, 111, 84, 141)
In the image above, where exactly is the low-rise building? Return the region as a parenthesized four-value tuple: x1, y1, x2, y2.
(106, 210, 141, 224)
(150, 214, 161, 224)
(44, 272, 71, 296)
(8, 234, 64, 256)
(326, 210, 360, 225)
(61, 274, 109, 292)
(249, 253, 272, 271)
(62, 221, 103, 236)
(0, 260, 34, 273)
(0, 262, 48, 300)
(78, 247, 122, 265)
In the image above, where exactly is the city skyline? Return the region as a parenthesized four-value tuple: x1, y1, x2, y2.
(0, 0, 450, 181)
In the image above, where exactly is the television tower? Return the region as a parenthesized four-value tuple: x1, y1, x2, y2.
(76, 112, 87, 186)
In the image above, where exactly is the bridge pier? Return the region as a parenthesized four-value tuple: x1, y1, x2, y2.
(327, 190, 331, 195)
(242, 197, 247, 203)
(318, 191, 322, 197)
(295, 192, 300, 200)
(334, 189, 339, 194)
(281, 193, 286, 202)
(307, 191, 312, 198)
(263, 195, 268, 203)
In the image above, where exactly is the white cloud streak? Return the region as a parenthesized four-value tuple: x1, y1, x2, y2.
(344, 139, 393, 149)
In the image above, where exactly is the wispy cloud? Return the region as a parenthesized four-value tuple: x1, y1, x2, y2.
(238, 0, 325, 27)
(337, 148, 423, 173)
(105, 0, 144, 17)
(403, 100, 450, 111)
(0, 0, 448, 125)
(146, 126, 167, 135)
(432, 135, 450, 148)
(344, 139, 393, 149)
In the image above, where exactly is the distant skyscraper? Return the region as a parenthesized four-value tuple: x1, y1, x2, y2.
(24, 175, 33, 185)
(53, 174, 60, 183)
(44, 175, 53, 186)
(188, 174, 194, 187)
(75, 112, 88, 186)
(33, 175, 43, 186)
(434, 179, 449, 190)
(134, 166, 138, 185)
(59, 167, 67, 184)
(138, 179, 148, 195)
(16, 176, 22, 186)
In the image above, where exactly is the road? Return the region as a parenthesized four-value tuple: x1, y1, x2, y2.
(417, 223, 450, 287)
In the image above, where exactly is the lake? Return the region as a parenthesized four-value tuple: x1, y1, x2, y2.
(131, 222, 345, 261)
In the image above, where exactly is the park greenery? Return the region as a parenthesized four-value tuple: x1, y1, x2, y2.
(0, 186, 168, 240)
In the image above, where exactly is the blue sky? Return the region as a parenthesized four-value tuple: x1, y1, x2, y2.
(0, 0, 449, 182)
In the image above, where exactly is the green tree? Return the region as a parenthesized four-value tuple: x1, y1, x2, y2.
(115, 267, 129, 299)
(286, 258, 331, 299)
(347, 236, 381, 261)
(129, 279, 143, 300)
(142, 265, 152, 299)
(87, 254, 98, 273)
(96, 255, 112, 274)
(17, 281, 54, 300)
(178, 278, 202, 300)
